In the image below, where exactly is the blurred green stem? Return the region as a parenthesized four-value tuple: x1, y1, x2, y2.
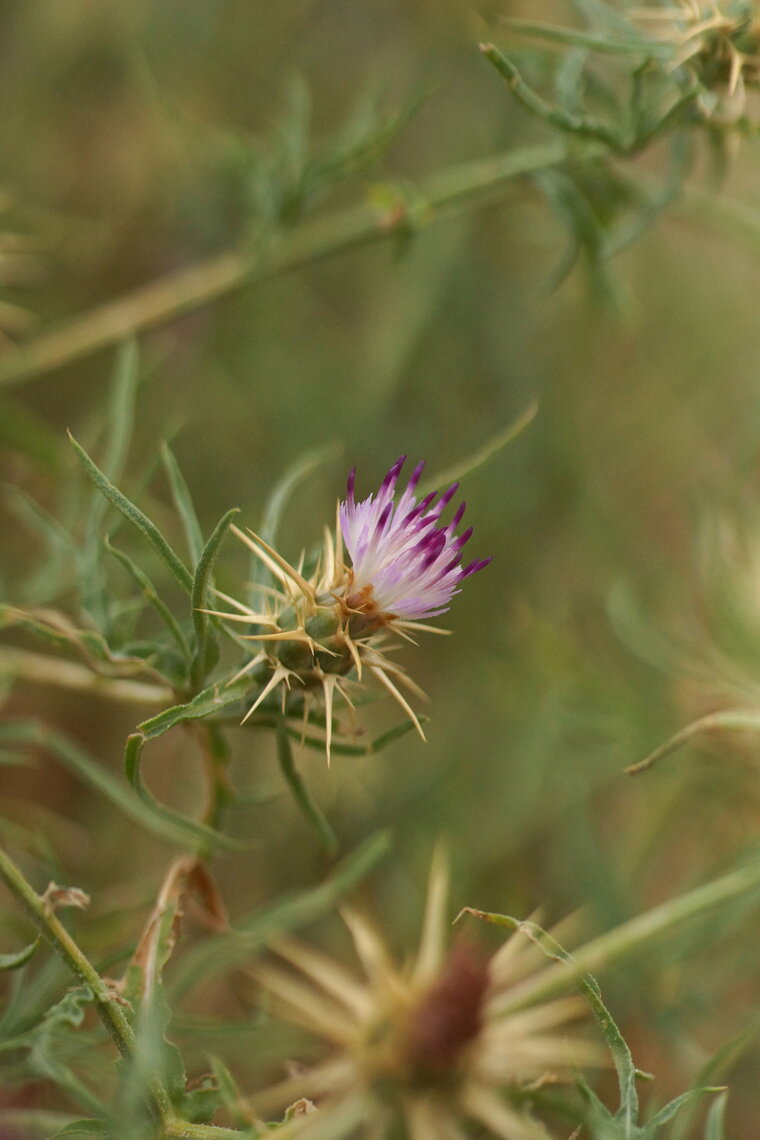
(0, 142, 572, 387)
(0, 646, 171, 704)
(195, 721, 234, 833)
(0, 843, 177, 1129)
(494, 853, 760, 1012)
(276, 716, 338, 859)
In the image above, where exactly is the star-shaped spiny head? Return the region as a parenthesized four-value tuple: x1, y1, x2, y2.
(206, 459, 490, 761)
(247, 850, 602, 1139)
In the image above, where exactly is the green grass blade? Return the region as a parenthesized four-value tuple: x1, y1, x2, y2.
(276, 716, 338, 857)
(644, 1090, 724, 1135)
(255, 714, 424, 757)
(460, 911, 639, 1122)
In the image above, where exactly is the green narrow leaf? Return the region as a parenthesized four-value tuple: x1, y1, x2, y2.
(137, 676, 251, 740)
(124, 733, 244, 852)
(255, 713, 424, 756)
(276, 715, 338, 857)
(190, 507, 240, 686)
(459, 911, 639, 1122)
(669, 1033, 749, 1140)
(169, 830, 391, 999)
(161, 442, 205, 566)
(252, 442, 341, 596)
(4, 485, 78, 602)
(704, 1092, 728, 1140)
(644, 1089, 724, 1134)
(81, 340, 140, 626)
(104, 538, 192, 664)
(0, 937, 40, 970)
(261, 442, 342, 546)
(0, 721, 215, 852)
(627, 708, 760, 776)
(505, 18, 665, 55)
(28, 988, 106, 1116)
(418, 400, 538, 496)
(51, 1121, 110, 1138)
(0, 395, 62, 471)
(209, 1056, 254, 1129)
(69, 432, 193, 596)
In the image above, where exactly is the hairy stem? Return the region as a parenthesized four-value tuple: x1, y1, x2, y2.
(0, 843, 176, 1128)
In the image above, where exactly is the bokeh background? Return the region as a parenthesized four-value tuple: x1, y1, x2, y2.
(2, 0, 760, 1133)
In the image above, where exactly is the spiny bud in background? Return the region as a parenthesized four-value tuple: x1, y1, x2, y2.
(209, 458, 490, 760)
(638, 0, 760, 124)
(247, 851, 601, 1138)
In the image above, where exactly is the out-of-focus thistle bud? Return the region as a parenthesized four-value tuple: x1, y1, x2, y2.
(208, 458, 490, 760)
(248, 851, 602, 1138)
(638, 1, 760, 124)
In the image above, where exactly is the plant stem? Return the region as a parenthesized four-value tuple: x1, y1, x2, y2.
(0, 646, 172, 705)
(276, 717, 338, 859)
(195, 721, 234, 833)
(0, 142, 571, 388)
(497, 854, 760, 1012)
(0, 843, 177, 1129)
(164, 1124, 244, 1139)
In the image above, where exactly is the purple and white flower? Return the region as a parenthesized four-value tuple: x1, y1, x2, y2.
(339, 456, 491, 623)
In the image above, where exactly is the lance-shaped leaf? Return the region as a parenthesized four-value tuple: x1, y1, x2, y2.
(104, 538, 192, 666)
(460, 910, 724, 1137)
(0, 937, 40, 971)
(81, 340, 139, 627)
(69, 432, 193, 596)
(120, 856, 228, 1121)
(0, 721, 218, 852)
(124, 733, 245, 853)
(161, 441, 204, 566)
(136, 675, 252, 740)
(190, 507, 240, 686)
(169, 830, 391, 999)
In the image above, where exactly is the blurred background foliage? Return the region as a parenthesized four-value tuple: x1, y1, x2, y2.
(2, 0, 760, 1134)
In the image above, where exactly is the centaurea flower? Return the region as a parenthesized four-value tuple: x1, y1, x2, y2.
(208, 458, 490, 759)
(340, 456, 491, 628)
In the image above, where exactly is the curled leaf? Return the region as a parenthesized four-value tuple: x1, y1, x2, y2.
(42, 883, 90, 912)
(0, 936, 40, 970)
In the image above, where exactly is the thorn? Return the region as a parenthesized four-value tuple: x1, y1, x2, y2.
(370, 666, 426, 741)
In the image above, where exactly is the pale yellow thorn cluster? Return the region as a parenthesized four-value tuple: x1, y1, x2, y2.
(245, 852, 603, 1139)
(206, 521, 441, 763)
(635, 0, 760, 100)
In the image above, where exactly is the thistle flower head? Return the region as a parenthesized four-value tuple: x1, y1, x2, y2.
(249, 852, 601, 1138)
(637, 0, 760, 121)
(210, 458, 490, 759)
(340, 456, 491, 626)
